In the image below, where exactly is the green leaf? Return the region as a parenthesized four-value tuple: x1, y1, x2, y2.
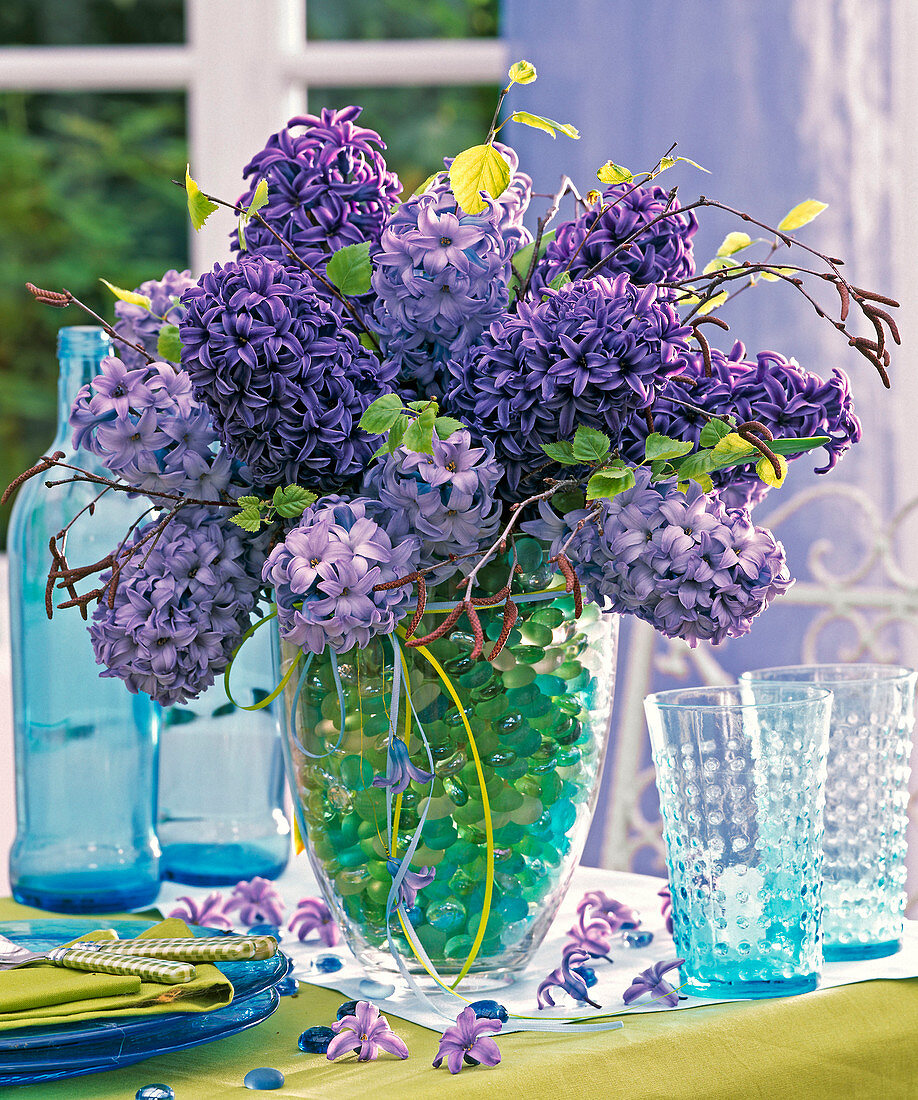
(572, 425, 611, 464)
(403, 405, 437, 454)
(237, 216, 248, 252)
(508, 59, 537, 84)
(597, 161, 633, 185)
(699, 419, 733, 447)
(358, 332, 379, 351)
(716, 231, 753, 256)
(650, 460, 676, 481)
(511, 230, 557, 283)
(678, 472, 713, 493)
(702, 256, 739, 275)
(236, 495, 262, 509)
(757, 454, 787, 488)
(386, 414, 411, 452)
(246, 177, 269, 216)
(272, 484, 317, 518)
(676, 156, 710, 174)
(777, 199, 828, 232)
(547, 271, 572, 291)
(586, 466, 635, 500)
(759, 266, 795, 282)
(644, 433, 693, 461)
(230, 509, 262, 533)
(708, 435, 829, 471)
(359, 392, 405, 434)
(156, 323, 182, 362)
(412, 172, 442, 197)
(711, 432, 756, 462)
(449, 144, 511, 214)
(325, 241, 372, 295)
(673, 450, 718, 483)
(510, 111, 580, 141)
(658, 156, 676, 172)
(434, 416, 464, 439)
(695, 291, 729, 315)
(185, 165, 218, 231)
(540, 440, 578, 465)
(99, 278, 152, 310)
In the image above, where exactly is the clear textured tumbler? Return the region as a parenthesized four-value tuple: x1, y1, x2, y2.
(740, 665, 916, 961)
(644, 684, 832, 999)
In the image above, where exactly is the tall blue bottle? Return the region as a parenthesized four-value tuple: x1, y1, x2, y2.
(8, 326, 161, 912)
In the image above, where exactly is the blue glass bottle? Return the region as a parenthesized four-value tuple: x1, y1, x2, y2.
(8, 327, 161, 912)
(157, 622, 290, 885)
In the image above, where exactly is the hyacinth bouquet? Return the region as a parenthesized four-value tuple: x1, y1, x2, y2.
(10, 60, 898, 989)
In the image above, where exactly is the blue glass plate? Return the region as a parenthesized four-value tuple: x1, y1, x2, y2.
(0, 919, 290, 1053)
(0, 987, 279, 1085)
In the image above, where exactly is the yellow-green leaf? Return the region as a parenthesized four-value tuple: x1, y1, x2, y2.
(759, 266, 796, 282)
(757, 454, 788, 488)
(508, 59, 537, 84)
(586, 189, 602, 205)
(702, 257, 739, 275)
(99, 279, 152, 310)
(695, 291, 729, 315)
(448, 144, 511, 214)
(658, 156, 676, 171)
(597, 161, 633, 185)
(716, 231, 753, 256)
(412, 172, 442, 197)
(247, 177, 269, 215)
(510, 111, 580, 141)
(777, 199, 828, 232)
(712, 432, 756, 462)
(185, 165, 219, 232)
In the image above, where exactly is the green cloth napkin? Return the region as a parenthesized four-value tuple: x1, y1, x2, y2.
(0, 917, 234, 1031)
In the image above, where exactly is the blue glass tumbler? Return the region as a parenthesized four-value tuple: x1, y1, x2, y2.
(7, 327, 161, 913)
(644, 684, 832, 999)
(741, 665, 916, 961)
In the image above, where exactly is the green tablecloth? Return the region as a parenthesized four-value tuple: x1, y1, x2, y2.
(1, 897, 916, 1099)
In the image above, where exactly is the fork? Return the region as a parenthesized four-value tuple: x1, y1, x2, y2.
(0, 935, 194, 985)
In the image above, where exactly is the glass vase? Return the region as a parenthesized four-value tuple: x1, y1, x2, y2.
(7, 326, 161, 913)
(278, 590, 617, 981)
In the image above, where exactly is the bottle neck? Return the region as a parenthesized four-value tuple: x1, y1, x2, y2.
(55, 327, 112, 443)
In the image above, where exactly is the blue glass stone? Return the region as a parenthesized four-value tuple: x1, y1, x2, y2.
(624, 930, 654, 948)
(468, 999, 509, 1022)
(247, 923, 282, 940)
(336, 999, 359, 1019)
(298, 1026, 336, 1053)
(314, 954, 343, 973)
(572, 965, 597, 987)
(135, 1088, 174, 1100)
(276, 973, 299, 996)
(244, 1067, 285, 1090)
(358, 978, 395, 1000)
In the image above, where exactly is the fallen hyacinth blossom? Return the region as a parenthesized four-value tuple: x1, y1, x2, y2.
(166, 892, 234, 931)
(433, 1005, 502, 1074)
(622, 958, 686, 1008)
(288, 897, 340, 947)
(326, 1001, 409, 1062)
(225, 877, 285, 927)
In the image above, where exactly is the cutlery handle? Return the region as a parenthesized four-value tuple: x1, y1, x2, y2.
(71, 935, 278, 962)
(48, 948, 195, 984)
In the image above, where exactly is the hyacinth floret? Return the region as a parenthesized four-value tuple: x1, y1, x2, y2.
(88, 508, 264, 706)
(112, 268, 196, 370)
(232, 107, 402, 272)
(179, 256, 397, 488)
(530, 467, 792, 646)
(532, 182, 697, 294)
(371, 189, 512, 389)
(620, 341, 862, 509)
(361, 428, 503, 582)
(70, 356, 240, 499)
(263, 497, 421, 655)
(447, 274, 691, 493)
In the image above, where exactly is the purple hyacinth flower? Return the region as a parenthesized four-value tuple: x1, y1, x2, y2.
(565, 914, 615, 960)
(622, 958, 685, 1008)
(225, 877, 285, 926)
(166, 892, 234, 931)
(658, 886, 674, 935)
(577, 890, 641, 931)
(536, 945, 602, 1010)
(433, 1005, 502, 1074)
(326, 1001, 409, 1062)
(288, 897, 340, 947)
(386, 858, 435, 909)
(371, 735, 434, 795)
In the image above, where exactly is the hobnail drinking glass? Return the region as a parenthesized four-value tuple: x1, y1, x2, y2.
(740, 664, 916, 960)
(644, 683, 832, 998)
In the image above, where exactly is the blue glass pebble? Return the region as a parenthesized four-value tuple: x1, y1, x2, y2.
(469, 999, 509, 1022)
(135, 1087, 174, 1100)
(243, 1067, 285, 1090)
(358, 978, 395, 999)
(298, 1026, 336, 1054)
(314, 954, 343, 973)
(572, 965, 597, 988)
(247, 923, 282, 940)
(623, 930, 654, 948)
(337, 999, 359, 1019)
(276, 973, 299, 996)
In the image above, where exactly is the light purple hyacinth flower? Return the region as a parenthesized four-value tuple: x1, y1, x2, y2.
(386, 858, 435, 909)
(326, 1001, 409, 1062)
(225, 877, 285, 926)
(565, 913, 615, 960)
(658, 886, 674, 935)
(167, 892, 234, 931)
(433, 1005, 502, 1074)
(577, 890, 641, 931)
(288, 897, 340, 947)
(371, 736, 434, 796)
(622, 958, 685, 1008)
(537, 945, 601, 1010)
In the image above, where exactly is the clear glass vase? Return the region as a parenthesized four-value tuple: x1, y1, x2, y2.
(7, 327, 161, 913)
(278, 587, 617, 981)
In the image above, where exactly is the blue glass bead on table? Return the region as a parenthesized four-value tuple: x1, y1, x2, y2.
(644, 683, 833, 1000)
(741, 664, 917, 961)
(7, 327, 160, 913)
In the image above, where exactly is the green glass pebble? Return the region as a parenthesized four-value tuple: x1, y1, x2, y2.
(471, 681, 504, 703)
(496, 712, 522, 734)
(320, 693, 344, 721)
(485, 748, 517, 769)
(489, 787, 523, 812)
(510, 644, 545, 665)
(476, 692, 508, 720)
(509, 795, 544, 826)
(506, 684, 539, 707)
(492, 822, 526, 846)
(555, 660, 583, 680)
(534, 674, 566, 696)
(531, 606, 564, 627)
(427, 899, 467, 933)
(339, 755, 375, 791)
(434, 749, 467, 777)
(485, 617, 521, 643)
(448, 630, 476, 651)
(443, 777, 469, 807)
(365, 879, 390, 907)
(514, 537, 544, 573)
(450, 840, 478, 865)
(366, 859, 390, 882)
(499, 895, 529, 922)
(555, 747, 583, 769)
(518, 622, 553, 647)
(508, 728, 542, 757)
(336, 867, 370, 894)
(460, 662, 493, 690)
(452, 801, 486, 828)
(424, 877, 454, 902)
(444, 934, 474, 959)
(445, 705, 475, 729)
(444, 655, 475, 677)
(416, 924, 449, 956)
(501, 665, 535, 689)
